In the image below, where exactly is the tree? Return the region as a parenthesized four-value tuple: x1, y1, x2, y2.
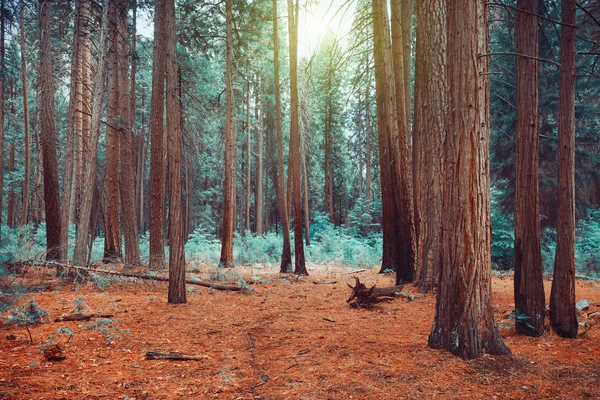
(274, 0, 292, 272)
(414, 0, 445, 292)
(288, 0, 307, 275)
(149, 0, 167, 270)
(513, 0, 546, 337)
(73, 0, 110, 267)
(39, 0, 62, 261)
(550, 0, 577, 339)
(428, 0, 510, 359)
(165, 0, 186, 304)
(254, 78, 264, 235)
(19, 5, 31, 227)
(220, 0, 236, 268)
(0, 0, 4, 238)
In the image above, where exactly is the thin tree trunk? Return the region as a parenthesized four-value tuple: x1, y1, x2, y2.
(255, 79, 264, 235)
(131, 0, 141, 231)
(274, 0, 292, 272)
(365, 74, 371, 205)
(302, 145, 310, 246)
(116, 0, 141, 267)
(390, 0, 416, 284)
(149, 0, 167, 269)
(245, 80, 251, 234)
(165, 0, 186, 304)
(428, 0, 510, 360)
(288, 0, 307, 275)
(401, 0, 412, 125)
(0, 0, 5, 238)
(73, 0, 110, 267)
(7, 144, 14, 228)
(550, 0, 578, 339)
(220, 0, 235, 268)
(514, 0, 545, 337)
(39, 0, 62, 261)
(20, 9, 31, 227)
(60, 0, 82, 261)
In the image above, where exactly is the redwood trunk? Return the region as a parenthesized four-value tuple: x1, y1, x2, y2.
(550, 0, 577, 339)
(514, 0, 545, 336)
(255, 80, 264, 235)
(428, 0, 510, 359)
(0, 0, 4, 237)
(20, 11, 31, 227)
(7, 144, 14, 228)
(39, 0, 62, 261)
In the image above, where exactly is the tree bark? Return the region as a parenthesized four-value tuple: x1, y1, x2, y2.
(7, 144, 14, 228)
(273, 0, 292, 272)
(20, 8, 31, 227)
(401, 0, 412, 124)
(288, 0, 307, 275)
(245, 80, 252, 234)
(365, 74, 371, 204)
(428, 0, 510, 360)
(415, 0, 445, 292)
(73, 0, 110, 267)
(39, 0, 63, 261)
(220, 0, 236, 268)
(255, 79, 264, 235)
(165, 0, 186, 304)
(550, 0, 578, 339)
(0, 0, 5, 238)
(116, 0, 141, 267)
(149, 0, 167, 269)
(514, 0, 545, 337)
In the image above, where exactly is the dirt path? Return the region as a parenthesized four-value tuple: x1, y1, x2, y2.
(1, 265, 599, 399)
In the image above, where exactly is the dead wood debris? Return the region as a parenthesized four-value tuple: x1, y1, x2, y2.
(14, 261, 246, 292)
(44, 344, 66, 361)
(145, 351, 205, 361)
(346, 278, 405, 309)
(313, 280, 337, 285)
(54, 314, 114, 322)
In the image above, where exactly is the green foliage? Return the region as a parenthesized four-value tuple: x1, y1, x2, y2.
(491, 185, 514, 270)
(87, 318, 130, 346)
(4, 301, 48, 328)
(576, 208, 600, 278)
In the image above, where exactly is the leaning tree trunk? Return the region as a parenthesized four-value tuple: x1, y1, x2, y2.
(220, 0, 236, 268)
(149, 0, 167, 270)
(288, 0, 307, 275)
(165, 0, 186, 304)
(428, 0, 510, 360)
(514, 0, 545, 337)
(39, 0, 62, 261)
(550, 0, 578, 339)
(273, 0, 292, 272)
(72, 0, 110, 267)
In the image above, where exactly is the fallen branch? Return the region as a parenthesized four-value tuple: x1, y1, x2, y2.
(55, 314, 114, 322)
(346, 278, 406, 308)
(15, 261, 246, 292)
(313, 280, 337, 285)
(146, 351, 205, 361)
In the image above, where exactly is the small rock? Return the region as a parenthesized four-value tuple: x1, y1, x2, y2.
(576, 299, 590, 311)
(521, 386, 529, 391)
(6, 334, 16, 341)
(261, 374, 269, 382)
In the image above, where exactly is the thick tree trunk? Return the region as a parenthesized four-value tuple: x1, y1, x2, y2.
(165, 0, 186, 304)
(288, 0, 307, 275)
(428, 0, 510, 360)
(73, 0, 110, 267)
(415, 0, 445, 292)
(220, 0, 235, 268)
(273, 0, 292, 272)
(116, 0, 141, 267)
(0, 0, 5, 237)
(39, 0, 62, 261)
(255, 79, 264, 235)
(149, 0, 167, 269)
(20, 11, 31, 227)
(401, 0, 412, 124)
(514, 0, 545, 337)
(60, 0, 82, 261)
(550, 0, 578, 339)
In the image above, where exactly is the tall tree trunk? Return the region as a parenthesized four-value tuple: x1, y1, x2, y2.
(0, 0, 5, 238)
(365, 75, 371, 204)
(149, 0, 167, 269)
(7, 144, 14, 228)
(39, 0, 62, 261)
(302, 143, 310, 246)
(550, 0, 577, 339)
(324, 94, 334, 222)
(401, 0, 412, 124)
(165, 0, 186, 303)
(245, 80, 252, 234)
(415, 0, 445, 292)
(32, 108, 43, 226)
(20, 8, 31, 227)
(514, 0, 545, 337)
(60, 0, 82, 261)
(288, 0, 307, 275)
(220, 0, 235, 268)
(73, 0, 110, 267)
(131, 0, 141, 231)
(255, 79, 264, 235)
(274, 0, 292, 272)
(116, 0, 141, 267)
(104, 5, 122, 262)
(428, 0, 510, 360)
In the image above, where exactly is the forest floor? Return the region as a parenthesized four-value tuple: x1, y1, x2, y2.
(1, 263, 599, 400)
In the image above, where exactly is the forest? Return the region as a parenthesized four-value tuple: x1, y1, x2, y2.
(0, 0, 599, 398)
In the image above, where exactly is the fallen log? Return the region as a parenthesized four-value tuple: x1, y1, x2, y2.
(346, 278, 406, 308)
(146, 351, 205, 361)
(16, 260, 246, 292)
(55, 314, 114, 322)
(313, 280, 337, 285)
